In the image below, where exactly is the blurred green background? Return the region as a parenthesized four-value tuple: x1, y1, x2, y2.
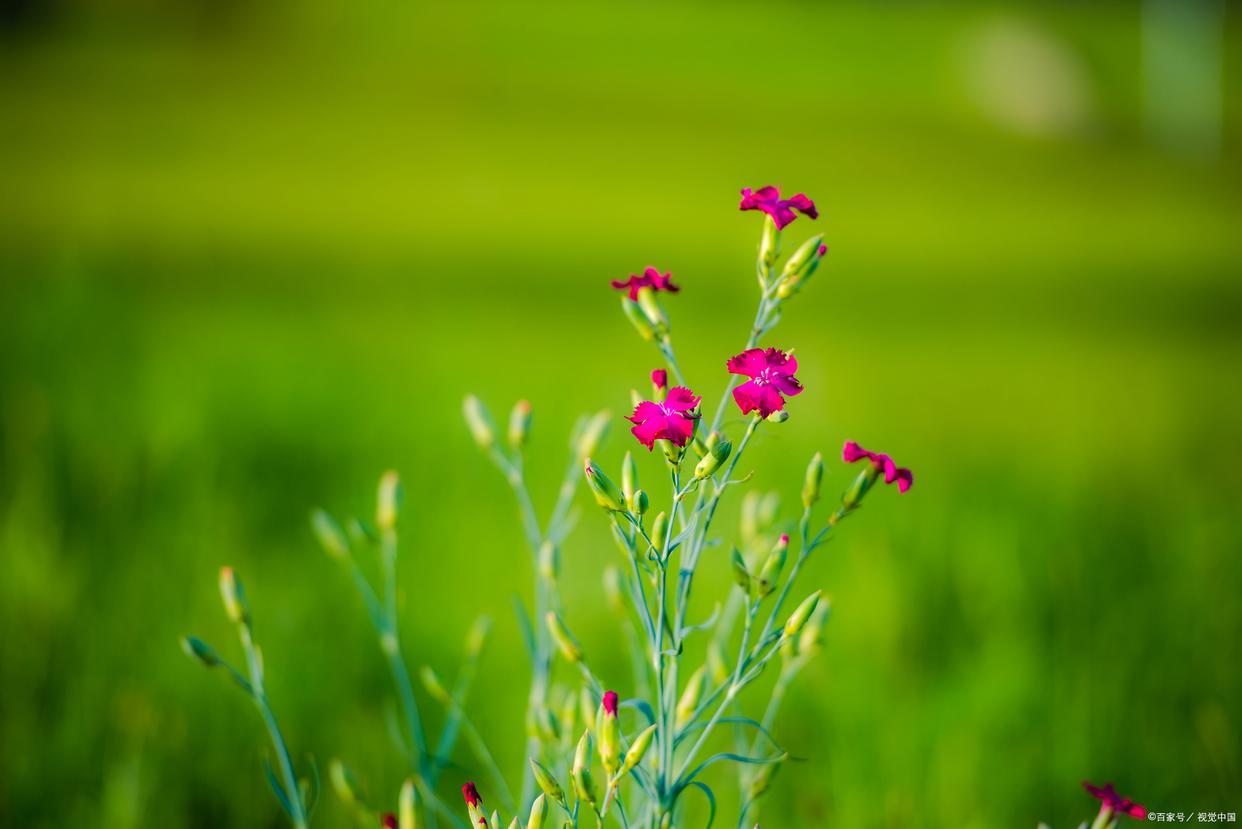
(2, 0, 1241, 826)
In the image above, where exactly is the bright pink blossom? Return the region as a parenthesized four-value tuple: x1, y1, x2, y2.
(842, 441, 913, 493)
(739, 186, 818, 230)
(462, 782, 482, 808)
(1084, 782, 1147, 820)
(602, 690, 619, 716)
(611, 267, 680, 300)
(727, 348, 803, 418)
(651, 369, 668, 390)
(627, 387, 701, 450)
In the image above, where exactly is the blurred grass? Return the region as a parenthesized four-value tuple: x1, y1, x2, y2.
(2, 1, 1241, 827)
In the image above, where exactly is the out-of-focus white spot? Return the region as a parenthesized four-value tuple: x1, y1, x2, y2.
(961, 17, 1093, 138)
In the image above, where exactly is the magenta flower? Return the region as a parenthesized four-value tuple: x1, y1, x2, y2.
(651, 368, 668, 391)
(381, 814, 397, 829)
(611, 266, 680, 300)
(602, 690, 619, 717)
(462, 782, 482, 809)
(627, 387, 701, 450)
(739, 186, 818, 230)
(1084, 782, 1148, 820)
(842, 441, 913, 493)
(727, 348, 803, 418)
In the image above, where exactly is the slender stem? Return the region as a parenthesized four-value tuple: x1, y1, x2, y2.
(657, 337, 687, 388)
(238, 626, 308, 829)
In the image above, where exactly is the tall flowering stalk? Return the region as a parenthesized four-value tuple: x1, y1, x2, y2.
(462, 186, 913, 828)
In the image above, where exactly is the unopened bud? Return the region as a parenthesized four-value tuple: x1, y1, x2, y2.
(650, 511, 669, 558)
(330, 759, 365, 805)
(508, 399, 532, 450)
(675, 666, 706, 726)
(576, 412, 611, 459)
(218, 566, 250, 627)
(757, 533, 790, 598)
(180, 635, 218, 668)
(759, 216, 781, 271)
(530, 758, 567, 807)
(572, 730, 598, 807)
(584, 459, 627, 512)
(693, 434, 732, 480)
(635, 286, 669, 337)
(621, 451, 638, 503)
(546, 612, 583, 663)
(651, 368, 668, 398)
(621, 296, 656, 341)
(798, 600, 831, 655)
(802, 452, 824, 508)
(731, 548, 751, 592)
(784, 590, 822, 637)
(376, 470, 402, 532)
(419, 665, 451, 704)
(842, 462, 881, 512)
(776, 234, 826, 298)
(399, 778, 418, 829)
(527, 794, 549, 829)
(311, 509, 350, 559)
(766, 409, 789, 423)
(629, 489, 649, 516)
(463, 395, 497, 450)
(598, 691, 620, 775)
(748, 754, 787, 799)
(622, 723, 657, 774)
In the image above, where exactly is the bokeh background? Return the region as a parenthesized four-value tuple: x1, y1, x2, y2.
(2, 0, 1241, 826)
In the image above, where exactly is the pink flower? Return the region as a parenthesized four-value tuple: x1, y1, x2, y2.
(651, 369, 668, 390)
(1084, 782, 1148, 820)
(611, 267, 680, 301)
(842, 441, 913, 493)
(727, 348, 803, 418)
(739, 186, 818, 230)
(462, 782, 482, 809)
(603, 690, 619, 716)
(381, 814, 397, 829)
(627, 387, 701, 450)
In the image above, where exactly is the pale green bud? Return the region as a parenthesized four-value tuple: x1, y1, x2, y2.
(329, 758, 365, 805)
(218, 566, 249, 627)
(584, 459, 627, 512)
(650, 511, 669, 557)
(508, 399, 532, 450)
(598, 703, 620, 776)
(528, 793, 549, 829)
(629, 489, 649, 516)
(842, 462, 881, 512)
(776, 234, 826, 298)
(802, 451, 825, 508)
(621, 451, 638, 503)
(419, 665, 451, 704)
(798, 601, 831, 655)
(675, 666, 706, 726)
(572, 730, 598, 807)
(660, 438, 684, 466)
(756, 533, 790, 598)
(546, 612, 583, 663)
(759, 216, 781, 271)
(399, 778, 418, 829)
(310, 509, 350, 559)
(784, 590, 822, 637)
(621, 296, 656, 341)
(463, 395, 497, 450)
(693, 434, 732, 480)
(530, 758, 567, 807)
(766, 409, 790, 423)
(539, 540, 559, 580)
(635, 286, 669, 337)
(748, 754, 786, 799)
(180, 635, 218, 668)
(621, 723, 657, 774)
(731, 548, 751, 592)
(376, 470, 402, 532)
(576, 412, 611, 460)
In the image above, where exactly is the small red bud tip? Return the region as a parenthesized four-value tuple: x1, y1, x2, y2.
(817, 244, 828, 256)
(462, 781, 482, 808)
(603, 690, 619, 716)
(381, 814, 398, 829)
(779, 533, 790, 544)
(651, 368, 668, 390)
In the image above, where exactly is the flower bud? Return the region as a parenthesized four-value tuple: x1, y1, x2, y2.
(419, 665, 451, 704)
(539, 540, 559, 580)
(399, 778, 418, 829)
(651, 369, 668, 399)
(463, 395, 497, 450)
(546, 612, 583, 663)
(759, 216, 781, 271)
(527, 794, 548, 829)
(621, 451, 639, 503)
(461, 782, 484, 827)
(576, 412, 611, 459)
(180, 635, 219, 668)
(798, 600, 831, 655)
(636, 286, 669, 337)
(622, 723, 657, 774)
(530, 758, 567, 807)
(621, 296, 657, 341)
(572, 730, 598, 807)
(748, 754, 786, 800)
(650, 511, 669, 558)
(376, 470, 402, 532)
(693, 434, 732, 480)
(629, 489, 649, 516)
(842, 462, 881, 512)
(731, 548, 751, 592)
(757, 533, 790, 598)
(218, 566, 250, 627)
(330, 758, 365, 805)
(776, 234, 826, 298)
(801, 451, 824, 508)
(383, 813, 398, 829)
(508, 399, 532, 450)
(598, 691, 620, 775)
(784, 590, 822, 637)
(311, 509, 350, 560)
(584, 459, 627, 512)
(675, 666, 706, 726)
(766, 409, 790, 423)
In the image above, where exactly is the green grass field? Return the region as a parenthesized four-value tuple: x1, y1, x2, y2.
(2, 2, 1241, 826)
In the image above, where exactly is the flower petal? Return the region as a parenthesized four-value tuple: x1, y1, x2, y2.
(664, 386, 701, 412)
(626, 401, 664, 425)
(842, 441, 871, 464)
(785, 193, 818, 219)
(631, 418, 663, 450)
(732, 381, 765, 415)
(727, 348, 767, 378)
(757, 385, 786, 417)
(894, 468, 913, 493)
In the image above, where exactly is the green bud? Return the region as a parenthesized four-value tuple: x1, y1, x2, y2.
(506, 819, 519, 829)
(635, 286, 669, 337)
(530, 758, 567, 807)
(347, 516, 378, 547)
(419, 665, 451, 704)
(180, 635, 218, 668)
(546, 612, 583, 663)
(758, 215, 781, 271)
(784, 590, 822, 637)
(329, 758, 365, 805)
(660, 438, 684, 466)
(756, 533, 790, 598)
(528, 793, 549, 829)
(218, 566, 249, 627)
(675, 666, 706, 726)
(693, 434, 732, 480)
(629, 489, 649, 516)
(598, 706, 620, 776)
(798, 600, 831, 655)
(802, 451, 825, 508)
(508, 399, 532, 450)
(650, 511, 669, 558)
(462, 395, 497, 450)
(376, 470, 402, 532)
(766, 409, 790, 423)
(310, 509, 350, 559)
(572, 730, 598, 807)
(776, 233, 826, 298)
(622, 723, 657, 774)
(842, 462, 881, 512)
(621, 295, 657, 341)
(621, 451, 638, 503)
(731, 548, 751, 592)
(585, 459, 627, 512)
(748, 753, 787, 800)
(539, 540, 559, 580)
(576, 412, 611, 460)
(399, 778, 418, 829)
